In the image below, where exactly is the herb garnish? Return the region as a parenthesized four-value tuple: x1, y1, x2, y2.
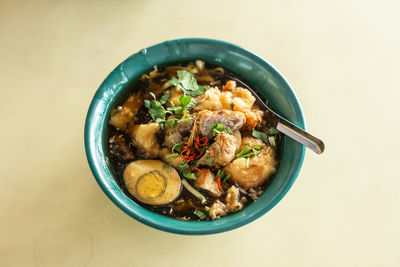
(269, 127, 280, 135)
(177, 161, 196, 180)
(167, 94, 198, 115)
(168, 70, 206, 97)
(252, 129, 269, 144)
(172, 142, 183, 153)
(223, 173, 231, 182)
(203, 155, 214, 165)
(236, 145, 261, 168)
(193, 210, 206, 220)
(165, 153, 178, 159)
(178, 161, 190, 173)
(162, 163, 172, 173)
(209, 123, 233, 136)
(144, 93, 170, 127)
(144, 93, 194, 128)
(215, 170, 231, 182)
(182, 169, 197, 180)
(236, 145, 261, 158)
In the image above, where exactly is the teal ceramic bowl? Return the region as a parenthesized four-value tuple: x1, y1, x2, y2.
(85, 38, 305, 235)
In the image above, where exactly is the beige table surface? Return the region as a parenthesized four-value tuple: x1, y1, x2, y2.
(1, 0, 399, 266)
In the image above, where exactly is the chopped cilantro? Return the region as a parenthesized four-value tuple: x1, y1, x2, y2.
(209, 123, 233, 136)
(163, 96, 195, 128)
(165, 119, 178, 128)
(168, 70, 206, 97)
(183, 170, 197, 180)
(179, 94, 198, 110)
(165, 153, 178, 159)
(162, 163, 172, 173)
(252, 129, 269, 144)
(172, 142, 183, 153)
(269, 127, 280, 135)
(236, 145, 261, 158)
(159, 94, 170, 105)
(203, 155, 214, 165)
(223, 173, 231, 182)
(166, 101, 182, 115)
(178, 161, 190, 173)
(216, 169, 225, 179)
(144, 92, 195, 129)
(236, 145, 252, 158)
(193, 210, 206, 220)
(167, 94, 198, 115)
(177, 161, 196, 180)
(144, 93, 171, 128)
(215, 169, 231, 182)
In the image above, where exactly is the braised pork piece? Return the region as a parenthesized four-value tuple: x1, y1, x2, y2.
(107, 60, 282, 221)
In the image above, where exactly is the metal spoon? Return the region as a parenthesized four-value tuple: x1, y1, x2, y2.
(230, 77, 325, 154)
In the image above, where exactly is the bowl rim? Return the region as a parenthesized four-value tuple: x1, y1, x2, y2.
(84, 38, 306, 235)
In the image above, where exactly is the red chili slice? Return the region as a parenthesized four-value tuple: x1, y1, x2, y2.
(182, 142, 190, 150)
(217, 177, 222, 190)
(180, 148, 194, 158)
(194, 141, 201, 152)
(197, 137, 208, 146)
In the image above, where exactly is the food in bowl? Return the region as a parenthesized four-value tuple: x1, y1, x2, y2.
(107, 60, 282, 221)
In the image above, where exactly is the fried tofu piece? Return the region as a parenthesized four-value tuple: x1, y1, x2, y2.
(224, 137, 277, 188)
(198, 132, 239, 167)
(194, 169, 222, 197)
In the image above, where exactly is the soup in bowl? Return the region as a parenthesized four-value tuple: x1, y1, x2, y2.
(85, 38, 305, 234)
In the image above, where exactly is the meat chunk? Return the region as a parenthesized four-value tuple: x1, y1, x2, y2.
(195, 87, 223, 111)
(224, 137, 277, 188)
(222, 80, 237, 92)
(220, 91, 233, 109)
(129, 123, 160, 158)
(194, 169, 222, 197)
(231, 87, 263, 130)
(208, 200, 227, 220)
(240, 135, 265, 148)
(232, 130, 242, 153)
(222, 81, 264, 130)
(163, 119, 194, 148)
(225, 186, 243, 212)
(197, 110, 246, 139)
(109, 93, 144, 130)
(232, 87, 256, 110)
(193, 82, 263, 131)
(240, 108, 264, 131)
(198, 132, 239, 167)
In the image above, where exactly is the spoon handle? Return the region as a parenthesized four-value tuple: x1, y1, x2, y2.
(276, 120, 325, 154)
(228, 75, 325, 154)
(262, 107, 325, 154)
